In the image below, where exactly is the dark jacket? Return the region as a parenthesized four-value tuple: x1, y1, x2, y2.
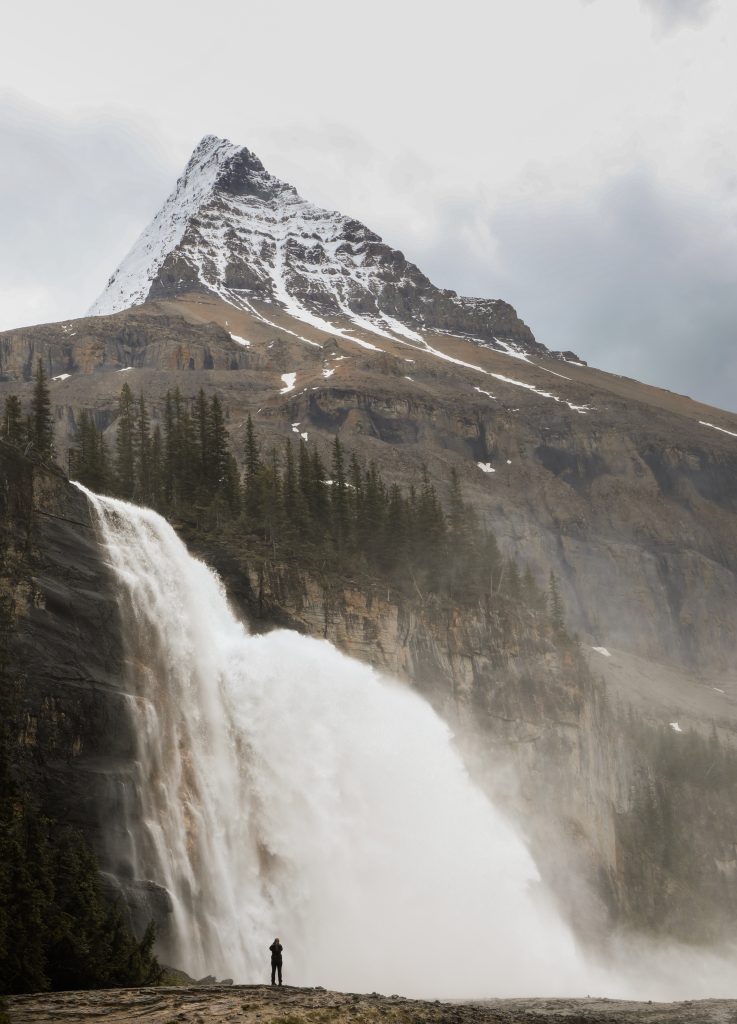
(270, 940, 283, 963)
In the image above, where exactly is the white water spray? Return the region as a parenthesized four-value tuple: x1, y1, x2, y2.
(79, 487, 618, 997)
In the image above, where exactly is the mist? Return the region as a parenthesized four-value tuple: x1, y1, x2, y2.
(76, 484, 737, 1001)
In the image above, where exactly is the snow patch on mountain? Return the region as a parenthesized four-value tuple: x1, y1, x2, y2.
(89, 136, 241, 316)
(86, 134, 544, 364)
(699, 420, 737, 439)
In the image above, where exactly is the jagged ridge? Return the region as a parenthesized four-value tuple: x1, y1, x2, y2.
(89, 135, 548, 357)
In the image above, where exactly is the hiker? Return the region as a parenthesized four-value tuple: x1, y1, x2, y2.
(270, 937, 283, 986)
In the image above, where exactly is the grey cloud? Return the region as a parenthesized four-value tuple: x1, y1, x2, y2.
(639, 0, 717, 33)
(413, 171, 737, 412)
(3, 103, 736, 416)
(0, 94, 176, 328)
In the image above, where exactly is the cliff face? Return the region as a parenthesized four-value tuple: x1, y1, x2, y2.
(0, 309, 242, 381)
(1, 446, 128, 829)
(0, 448, 170, 934)
(185, 533, 737, 947)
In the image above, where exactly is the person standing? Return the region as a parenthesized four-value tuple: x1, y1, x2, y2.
(270, 937, 283, 986)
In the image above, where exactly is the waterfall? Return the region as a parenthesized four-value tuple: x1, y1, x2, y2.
(79, 486, 599, 997)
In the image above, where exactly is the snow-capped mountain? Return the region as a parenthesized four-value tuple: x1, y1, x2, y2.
(89, 135, 551, 358)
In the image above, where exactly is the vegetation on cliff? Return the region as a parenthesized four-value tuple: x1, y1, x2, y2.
(0, 758, 160, 994)
(612, 712, 737, 942)
(58, 385, 572, 642)
(0, 445, 161, 995)
(0, 360, 55, 461)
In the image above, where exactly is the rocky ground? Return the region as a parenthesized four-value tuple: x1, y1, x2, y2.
(5, 985, 737, 1024)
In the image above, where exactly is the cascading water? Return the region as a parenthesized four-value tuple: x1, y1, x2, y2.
(80, 485, 603, 997)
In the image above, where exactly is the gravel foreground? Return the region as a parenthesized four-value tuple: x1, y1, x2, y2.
(5, 985, 737, 1024)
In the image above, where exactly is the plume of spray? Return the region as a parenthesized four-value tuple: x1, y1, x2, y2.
(77, 485, 737, 1000)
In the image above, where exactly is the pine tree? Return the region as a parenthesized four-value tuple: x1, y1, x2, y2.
(222, 454, 242, 514)
(383, 482, 407, 575)
(296, 438, 313, 538)
(330, 436, 348, 559)
(176, 405, 198, 510)
(243, 414, 261, 481)
(2, 396, 25, 448)
(163, 390, 176, 504)
(506, 558, 522, 600)
(134, 395, 152, 504)
(281, 439, 299, 540)
(548, 571, 567, 641)
(309, 447, 329, 541)
(207, 395, 228, 490)
(447, 467, 466, 542)
(195, 389, 210, 487)
(69, 410, 97, 487)
(114, 384, 136, 500)
(29, 360, 54, 460)
(149, 425, 164, 510)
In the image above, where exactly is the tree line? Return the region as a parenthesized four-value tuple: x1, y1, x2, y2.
(60, 382, 571, 634)
(1, 359, 55, 461)
(0, 761, 161, 994)
(1, 372, 573, 628)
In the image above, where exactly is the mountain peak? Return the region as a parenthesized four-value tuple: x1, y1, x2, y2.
(88, 135, 544, 358)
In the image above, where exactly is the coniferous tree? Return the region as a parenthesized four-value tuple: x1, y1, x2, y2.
(195, 389, 210, 487)
(548, 571, 567, 641)
(174, 402, 197, 511)
(330, 437, 348, 559)
(383, 482, 407, 575)
(297, 438, 313, 538)
(447, 467, 466, 544)
(281, 439, 299, 541)
(149, 425, 164, 510)
(134, 394, 152, 504)
(2, 396, 25, 448)
(114, 384, 136, 500)
(309, 447, 329, 544)
(243, 414, 264, 524)
(222, 454, 242, 514)
(0, 748, 162, 995)
(243, 414, 261, 482)
(163, 390, 176, 505)
(207, 395, 228, 490)
(29, 360, 54, 460)
(506, 558, 522, 600)
(69, 410, 105, 490)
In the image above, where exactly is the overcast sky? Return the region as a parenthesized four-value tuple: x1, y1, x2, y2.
(1, 0, 736, 410)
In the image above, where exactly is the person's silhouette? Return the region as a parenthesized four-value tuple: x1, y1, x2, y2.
(270, 937, 283, 986)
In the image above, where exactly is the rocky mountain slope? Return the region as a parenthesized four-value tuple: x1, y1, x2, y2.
(88, 135, 546, 358)
(2, 137, 737, 957)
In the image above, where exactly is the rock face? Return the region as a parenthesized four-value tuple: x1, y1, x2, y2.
(0, 446, 169, 935)
(7, 985, 737, 1024)
(88, 136, 541, 356)
(0, 308, 242, 381)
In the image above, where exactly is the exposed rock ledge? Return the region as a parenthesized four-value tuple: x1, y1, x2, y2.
(5, 984, 735, 1024)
